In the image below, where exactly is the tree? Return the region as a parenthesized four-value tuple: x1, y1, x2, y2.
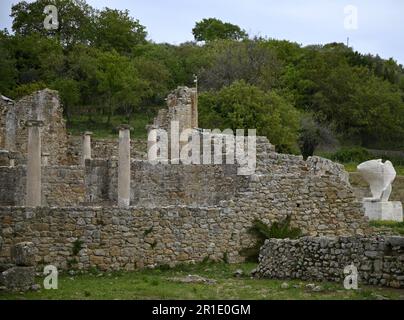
(93, 8, 147, 55)
(200, 40, 281, 91)
(11, 0, 95, 46)
(95, 51, 147, 124)
(192, 18, 247, 42)
(298, 114, 336, 159)
(199, 80, 300, 152)
(0, 31, 17, 96)
(50, 78, 80, 120)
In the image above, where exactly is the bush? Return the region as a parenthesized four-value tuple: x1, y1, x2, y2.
(240, 216, 302, 262)
(330, 147, 372, 163)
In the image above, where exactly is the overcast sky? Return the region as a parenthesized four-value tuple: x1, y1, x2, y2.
(1, 0, 403, 64)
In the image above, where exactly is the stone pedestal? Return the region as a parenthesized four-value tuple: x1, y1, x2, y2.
(26, 120, 44, 207)
(363, 201, 403, 222)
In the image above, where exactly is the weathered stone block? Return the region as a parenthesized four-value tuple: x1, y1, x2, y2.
(0, 266, 35, 291)
(11, 242, 36, 266)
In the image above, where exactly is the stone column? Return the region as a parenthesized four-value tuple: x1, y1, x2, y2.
(26, 120, 44, 207)
(117, 125, 132, 208)
(191, 88, 198, 128)
(82, 131, 93, 166)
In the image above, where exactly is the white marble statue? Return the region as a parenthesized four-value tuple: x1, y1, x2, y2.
(357, 159, 396, 202)
(357, 159, 403, 222)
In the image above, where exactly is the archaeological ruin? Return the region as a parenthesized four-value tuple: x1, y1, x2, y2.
(0, 88, 403, 289)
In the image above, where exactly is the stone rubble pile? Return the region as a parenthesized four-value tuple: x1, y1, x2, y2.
(0, 242, 37, 292)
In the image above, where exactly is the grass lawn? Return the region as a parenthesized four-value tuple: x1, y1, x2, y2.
(1, 262, 403, 300)
(370, 221, 404, 235)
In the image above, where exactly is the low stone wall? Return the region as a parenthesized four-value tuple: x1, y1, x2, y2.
(0, 206, 261, 271)
(0, 166, 85, 206)
(0, 204, 372, 272)
(254, 236, 404, 288)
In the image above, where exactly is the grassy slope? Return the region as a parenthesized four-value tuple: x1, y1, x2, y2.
(0, 263, 403, 300)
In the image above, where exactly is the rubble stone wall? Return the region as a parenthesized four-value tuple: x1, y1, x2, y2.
(0, 166, 84, 206)
(254, 236, 404, 288)
(0, 205, 369, 272)
(0, 89, 68, 165)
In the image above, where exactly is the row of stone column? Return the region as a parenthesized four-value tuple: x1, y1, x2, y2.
(25, 121, 132, 208)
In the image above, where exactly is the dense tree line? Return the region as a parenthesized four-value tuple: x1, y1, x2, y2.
(1, 0, 404, 153)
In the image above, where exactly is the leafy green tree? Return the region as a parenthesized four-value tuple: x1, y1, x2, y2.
(64, 44, 101, 119)
(200, 40, 281, 91)
(297, 114, 336, 159)
(50, 78, 80, 120)
(298, 115, 321, 160)
(9, 34, 64, 84)
(95, 51, 147, 124)
(93, 8, 147, 55)
(10, 81, 47, 99)
(193, 18, 247, 42)
(11, 0, 95, 46)
(0, 31, 17, 96)
(199, 80, 300, 152)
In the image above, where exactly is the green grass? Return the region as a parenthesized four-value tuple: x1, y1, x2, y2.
(370, 221, 404, 235)
(66, 113, 154, 139)
(343, 162, 404, 175)
(1, 262, 403, 300)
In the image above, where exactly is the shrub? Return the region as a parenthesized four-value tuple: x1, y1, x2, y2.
(72, 239, 84, 256)
(330, 147, 372, 163)
(240, 216, 302, 262)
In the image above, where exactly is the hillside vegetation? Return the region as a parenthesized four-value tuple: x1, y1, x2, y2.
(1, 0, 404, 159)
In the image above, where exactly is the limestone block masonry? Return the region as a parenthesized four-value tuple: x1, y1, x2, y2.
(0, 200, 371, 272)
(0, 89, 69, 165)
(254, 236, 404, 288)
(0, 87, 379, 275)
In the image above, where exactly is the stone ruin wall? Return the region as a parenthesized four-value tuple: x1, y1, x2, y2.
(254, 236, 404, 289)
(149, 86, 198, 133)
(67, 136, 147, 164)
(0, 138, 372, 271)
(0, 90, 69, 165)
(0, 96, 13, 149)
(0, 166, 85, 207)
(0, 86, 377, 272)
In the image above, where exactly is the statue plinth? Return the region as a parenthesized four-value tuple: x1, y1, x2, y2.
(357, 159, 403, 222)
(363, 201, 403, 222)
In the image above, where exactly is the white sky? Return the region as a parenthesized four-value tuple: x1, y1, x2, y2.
(0, 0, 403, 64)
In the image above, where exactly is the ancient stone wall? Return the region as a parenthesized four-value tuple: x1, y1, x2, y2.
(67, 136, 147, 165)
(0, 89, 68, 165)
(0, 149, 373, 272)
(80, 137, 370, 238)
(0, 205, 369, 272)
(0, 96, 14, 149)
(148, 86, 198, 133)
(0, 166, 85, 206)
(254, 236, 404, 288)
(0, 206, 254, 271)
(0, 166, 24, 206)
